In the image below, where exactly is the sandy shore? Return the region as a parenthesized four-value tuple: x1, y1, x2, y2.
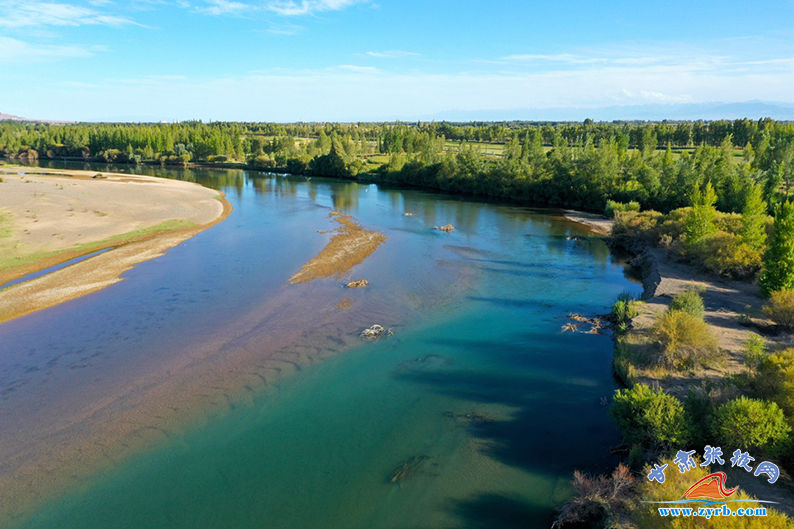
(559, 209, 614, 235)
(0, 166, 231, 323)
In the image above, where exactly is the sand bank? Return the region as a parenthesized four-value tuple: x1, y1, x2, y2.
(289, 212, 387, 284)
(559, 209, 614, 235)
(0, 166, 231, 323)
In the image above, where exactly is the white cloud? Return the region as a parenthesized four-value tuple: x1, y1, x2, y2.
(364, 50, 419, 59)
(0, 1, 137, 27)
(197, 0, 248, 15)
(336, 64, 378, 73)
(499, 53, 607, 64)
(0, 36, 98, 61)
(265, 21, 302, 34)
(265, 0, 366, 16)
(24, 56, 794, 122)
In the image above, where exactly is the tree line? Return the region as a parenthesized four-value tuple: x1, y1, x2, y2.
(1, 118, 793, 215)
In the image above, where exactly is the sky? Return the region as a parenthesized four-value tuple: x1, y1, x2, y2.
(1, 0, 793, 122)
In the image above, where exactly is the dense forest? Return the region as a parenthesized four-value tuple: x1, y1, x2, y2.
(1, 118, 793, 215)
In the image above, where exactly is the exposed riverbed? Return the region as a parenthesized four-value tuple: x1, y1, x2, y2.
(0, 162, 642, 529)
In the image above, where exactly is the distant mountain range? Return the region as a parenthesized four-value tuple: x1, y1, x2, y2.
(0, 112, 74, 124)
(426, 101, 794, 123)
(0, 112, 29, 121)
(4, 100, 794, 124)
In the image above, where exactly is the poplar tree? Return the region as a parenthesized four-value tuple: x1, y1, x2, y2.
(761, 201, 794, 296)
(684, 181, 718, 246)
(740, 182, 768, 250)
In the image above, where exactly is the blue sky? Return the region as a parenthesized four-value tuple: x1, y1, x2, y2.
(1, 0, 793, 121)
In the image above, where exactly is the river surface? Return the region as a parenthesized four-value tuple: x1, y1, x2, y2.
(1, 161, 641, 529)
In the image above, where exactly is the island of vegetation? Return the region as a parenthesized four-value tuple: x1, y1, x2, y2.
(0, 166, 231, 323)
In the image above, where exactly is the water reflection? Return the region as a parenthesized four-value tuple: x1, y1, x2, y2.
(3, 160, 641, 529)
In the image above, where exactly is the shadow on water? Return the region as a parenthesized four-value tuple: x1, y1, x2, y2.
(394, 358, 620, 479)
(415, 492, 553, 529)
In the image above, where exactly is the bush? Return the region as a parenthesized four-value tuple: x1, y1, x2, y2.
(763, 289, 794, 331)
(610, 384, 688, 449)
(610, 210, 663, 248)
(688, 231, 763, 279)
(610, 293, 639, 334)
(743, 333, 768, 369)
(651, 309, 720, 369)
(684, 385, 717, 447)
(749, 349, 794, 423)
(605, 200, 640, 218)
(248, 153, 276, 170)
(552, 465, 636, 529)
(669, 288, 705, 319)
(712, 396, 790, 456)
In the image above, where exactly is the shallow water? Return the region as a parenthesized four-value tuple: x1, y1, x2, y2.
(1, 161, 641, 528)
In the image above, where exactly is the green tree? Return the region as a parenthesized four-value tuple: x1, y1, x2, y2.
(740, 181, 769, 250)
(760, 200, 794, 296)
(683, 181, 717, 245)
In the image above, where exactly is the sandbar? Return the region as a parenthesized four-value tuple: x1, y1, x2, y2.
(0, 166, 231, 323)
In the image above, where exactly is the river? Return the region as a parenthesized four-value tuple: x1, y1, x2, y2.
(0, 161, 641, 529)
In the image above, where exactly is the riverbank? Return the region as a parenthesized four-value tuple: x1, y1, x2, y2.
(559, 210, 614, 236)
(617, 246, 792, 395)
(0, 166, 232, 323)
(610, 244, 794, 516)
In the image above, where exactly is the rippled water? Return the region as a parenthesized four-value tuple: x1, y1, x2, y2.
(1, 162, 641, 528)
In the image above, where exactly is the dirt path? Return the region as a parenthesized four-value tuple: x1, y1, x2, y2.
(624, 248, 792, 397)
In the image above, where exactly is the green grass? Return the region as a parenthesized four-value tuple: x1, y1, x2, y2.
(0, 219, 196, 273)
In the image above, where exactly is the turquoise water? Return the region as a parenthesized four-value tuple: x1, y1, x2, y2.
(1, 162, 641, 528)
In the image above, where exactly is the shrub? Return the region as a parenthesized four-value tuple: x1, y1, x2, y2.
(651, 310, 720, 369)
(713, 397, 790, 456)
(552, 464, 636, 529)
(688, 231, 763, 279)
(669, 288, 705, 319)
(613, 341, 638, 387)
(248, 153, 276, 170)
(743, 333, 768, 369)
(610, 384, 688, 449)
(684, 385, 716, 447)
(657, 207, 689, 241)
(749, 349, 794, 422)
(610, 210, 663, 248)
(605, 200, 640, 218)
(610, 293, 639, 334)
(763, 288, 794, 331)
